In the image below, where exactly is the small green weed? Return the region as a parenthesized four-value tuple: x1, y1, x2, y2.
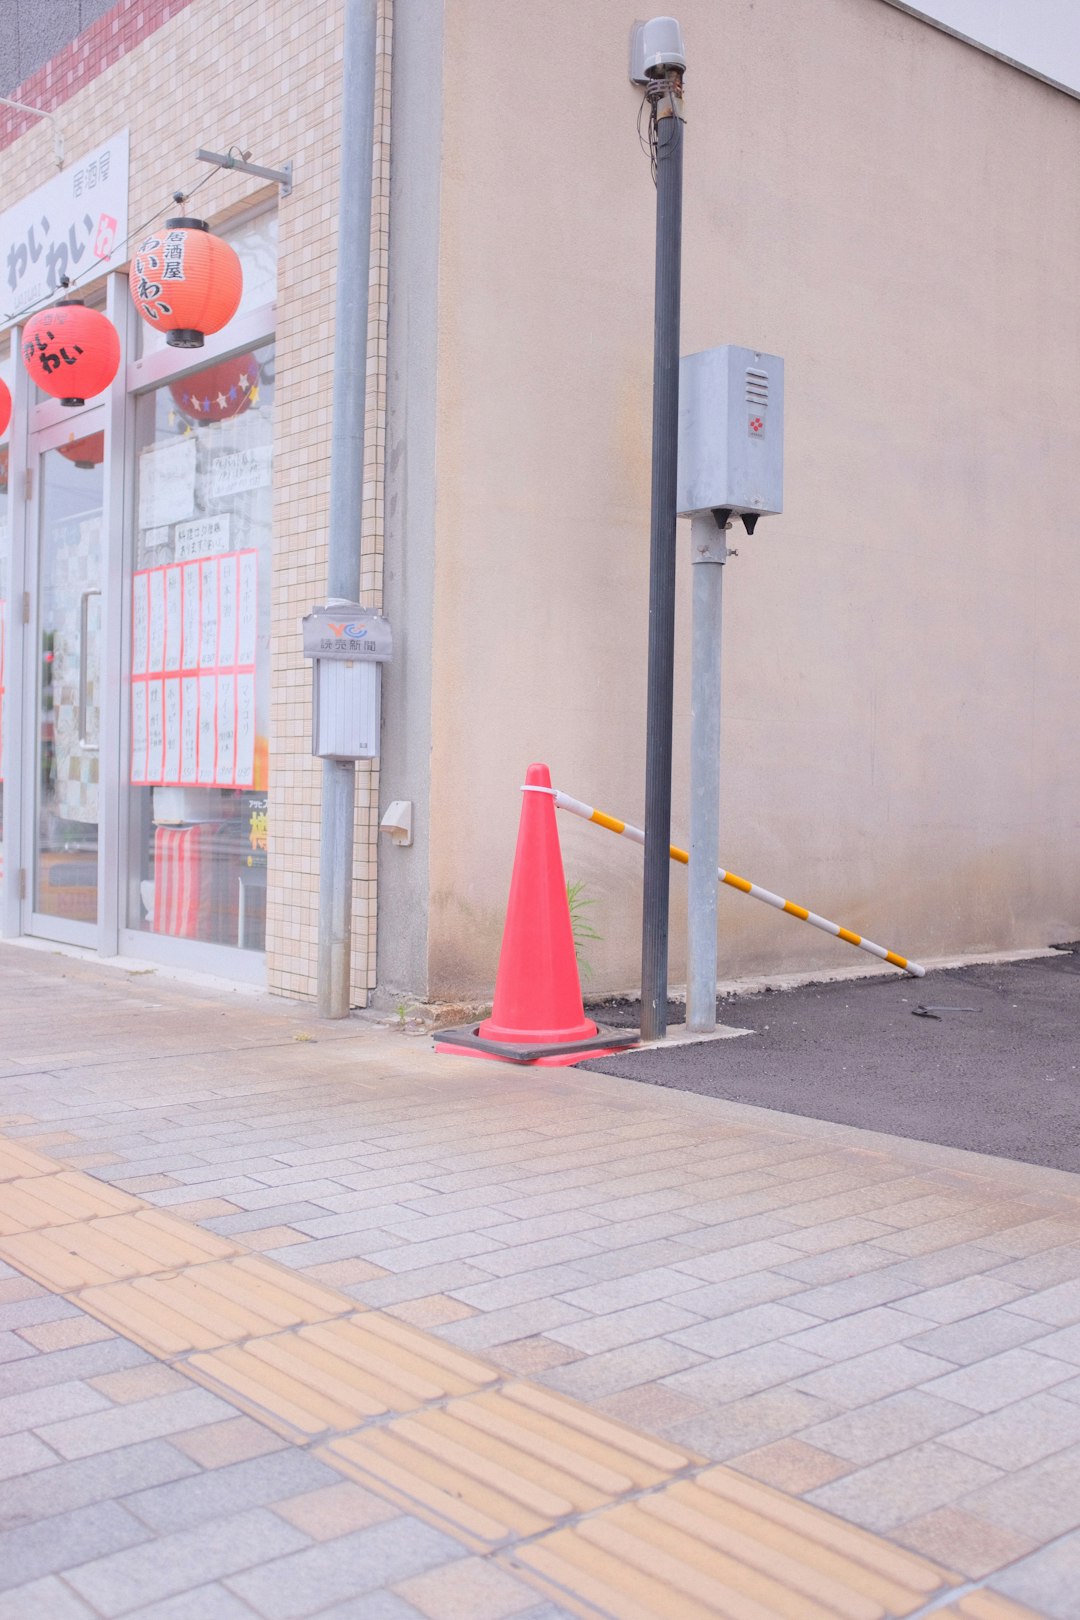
(566, 879, 602, 979)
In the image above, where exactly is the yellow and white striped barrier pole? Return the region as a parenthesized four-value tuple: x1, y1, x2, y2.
(552, 788, 925, 978)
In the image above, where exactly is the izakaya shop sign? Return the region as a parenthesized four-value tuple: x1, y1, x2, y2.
(1, 132, 130, 328)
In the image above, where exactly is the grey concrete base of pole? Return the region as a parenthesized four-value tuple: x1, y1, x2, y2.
(687, 514, 726, 1033)
(317, 758, 356, 1018)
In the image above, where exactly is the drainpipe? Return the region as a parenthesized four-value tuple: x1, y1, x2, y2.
(317, 0, 379, 1018)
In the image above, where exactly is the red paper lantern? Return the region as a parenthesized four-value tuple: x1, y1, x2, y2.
(0, 377, 10, 438)
(58, 431, 105, 470)
(169, 353, 259, 423)
(130, 216, 242, 349)
(21, 300, 121, 406)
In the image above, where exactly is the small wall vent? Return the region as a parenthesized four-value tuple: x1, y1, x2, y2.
(745, 368, 769, 407)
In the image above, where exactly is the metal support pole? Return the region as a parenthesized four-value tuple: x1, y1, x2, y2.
(687, 514, 726, 1032)
(317, 0, 378, 1019)
(640, 77, 685, 1043)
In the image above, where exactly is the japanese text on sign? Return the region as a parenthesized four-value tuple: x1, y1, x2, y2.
(130, 550, 258, 789)
(0, 133, 129, 327)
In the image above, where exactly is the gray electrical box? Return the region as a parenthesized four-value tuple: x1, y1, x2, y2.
(302, 603, 392, 761)
(676, 345, 784, 520)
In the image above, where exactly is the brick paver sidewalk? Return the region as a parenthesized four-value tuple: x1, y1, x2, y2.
(2, 942, 1080, 1617)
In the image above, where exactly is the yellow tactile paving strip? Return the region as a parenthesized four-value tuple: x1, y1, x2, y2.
(0, 1207, 241, 1285)
(937, 1596, 1047, 1620)
(0, 1131, 1046, 1620)
(188, 1314, 500, 1441)
(0, 1171, 142, 1233)
(76, 1253, 355, 1355)
(325, 1382, 699, 1551)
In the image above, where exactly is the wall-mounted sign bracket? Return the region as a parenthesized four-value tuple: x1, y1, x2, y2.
(0, 96, 63, 168)
(195, 148, 293, 197)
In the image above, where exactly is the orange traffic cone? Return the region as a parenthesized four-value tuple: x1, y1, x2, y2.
(435, 764, 639, 1066)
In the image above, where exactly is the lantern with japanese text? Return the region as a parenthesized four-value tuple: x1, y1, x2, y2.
(58, 431, 105, 470)
(169, 353, 259, 423)
(20, 300, 121, 406)
(130, 216, 243, 349)
(0, 377, 11, 438)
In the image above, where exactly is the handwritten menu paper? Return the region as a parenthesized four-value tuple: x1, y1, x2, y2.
(218, 554, 238, 668)
(147, 679, 165, 784)
(216, 675, 236, 783)
(209, 443, 271, 500)
(236, 672, 256, 787)
(174, 513, 231, 562)
(163, 678, 181, 782)
(197, 675, 216, 784)
(131, 683, 148, 784)
(130, 550, 257, 787)
(238, 552, 257, 666)
(181, 565, 200, 670)
(148, 569, 165, 673)
(199, 559, 219, 668)
(138, 436, 197, 530)
(181, 676, 198, 783)
(132, 574, 149, 676)
(165, 567, 182, 671)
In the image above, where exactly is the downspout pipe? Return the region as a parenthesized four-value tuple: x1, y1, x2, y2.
(317, 0, 379, 1017)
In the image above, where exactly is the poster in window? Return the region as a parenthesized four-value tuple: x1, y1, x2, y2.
(163, 677, 181, 782)
(197, 674, 216, 784)
(131, 681, 147, 784)
(218, 553, 238, 669)
(148, 568, 165, 674)
(180, 675, 198, 783)
(138, 436, 197, 531)
(146, 678, 164, 784)
(132, 572, 149, 676)
(199, 559, 219, 668)
(130, 551, 258, 789)
(181, 563, 199, 670)
(237, 551, 257, 666)
(164, 566, 182, 672)
(216, 674, 236, 784)
(236, 672, 255, 788)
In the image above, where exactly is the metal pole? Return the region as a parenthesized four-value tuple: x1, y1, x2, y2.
(640, 76, 685, 1042)
(687, 514, 726, 1031)
(317, 0, 378, 1019)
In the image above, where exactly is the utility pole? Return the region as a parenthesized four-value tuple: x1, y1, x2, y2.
(686, 511, 726, 1031)
(317, 0, 378, 1018)
(638, 19, 687, 1042)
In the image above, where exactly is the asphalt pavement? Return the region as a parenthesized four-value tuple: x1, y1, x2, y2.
(585, 949, 1080, 1171)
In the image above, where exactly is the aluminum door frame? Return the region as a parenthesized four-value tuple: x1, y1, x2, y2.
(21, 402, 110, 948)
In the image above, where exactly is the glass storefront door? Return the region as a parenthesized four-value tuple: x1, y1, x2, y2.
(123, 343, 274, 962)
(5, 232, 275, 980)
(25, 415, 107, 943)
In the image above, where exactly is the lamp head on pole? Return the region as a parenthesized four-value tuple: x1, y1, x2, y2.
(629, 17, 686, 85)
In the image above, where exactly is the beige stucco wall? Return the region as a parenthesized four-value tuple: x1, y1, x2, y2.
(424, 0, 1080, 1000)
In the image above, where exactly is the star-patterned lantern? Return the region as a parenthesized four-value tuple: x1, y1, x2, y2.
(0, 377, 10, 438)
(169, 353, 260, 424)
(130, 215, 243, 349)
(20, 299, 121, 406)
(58, 430, 106, 469)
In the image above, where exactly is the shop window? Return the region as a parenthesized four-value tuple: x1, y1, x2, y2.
(137, 211, 277, 359)
(126, 342, 273, 952)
